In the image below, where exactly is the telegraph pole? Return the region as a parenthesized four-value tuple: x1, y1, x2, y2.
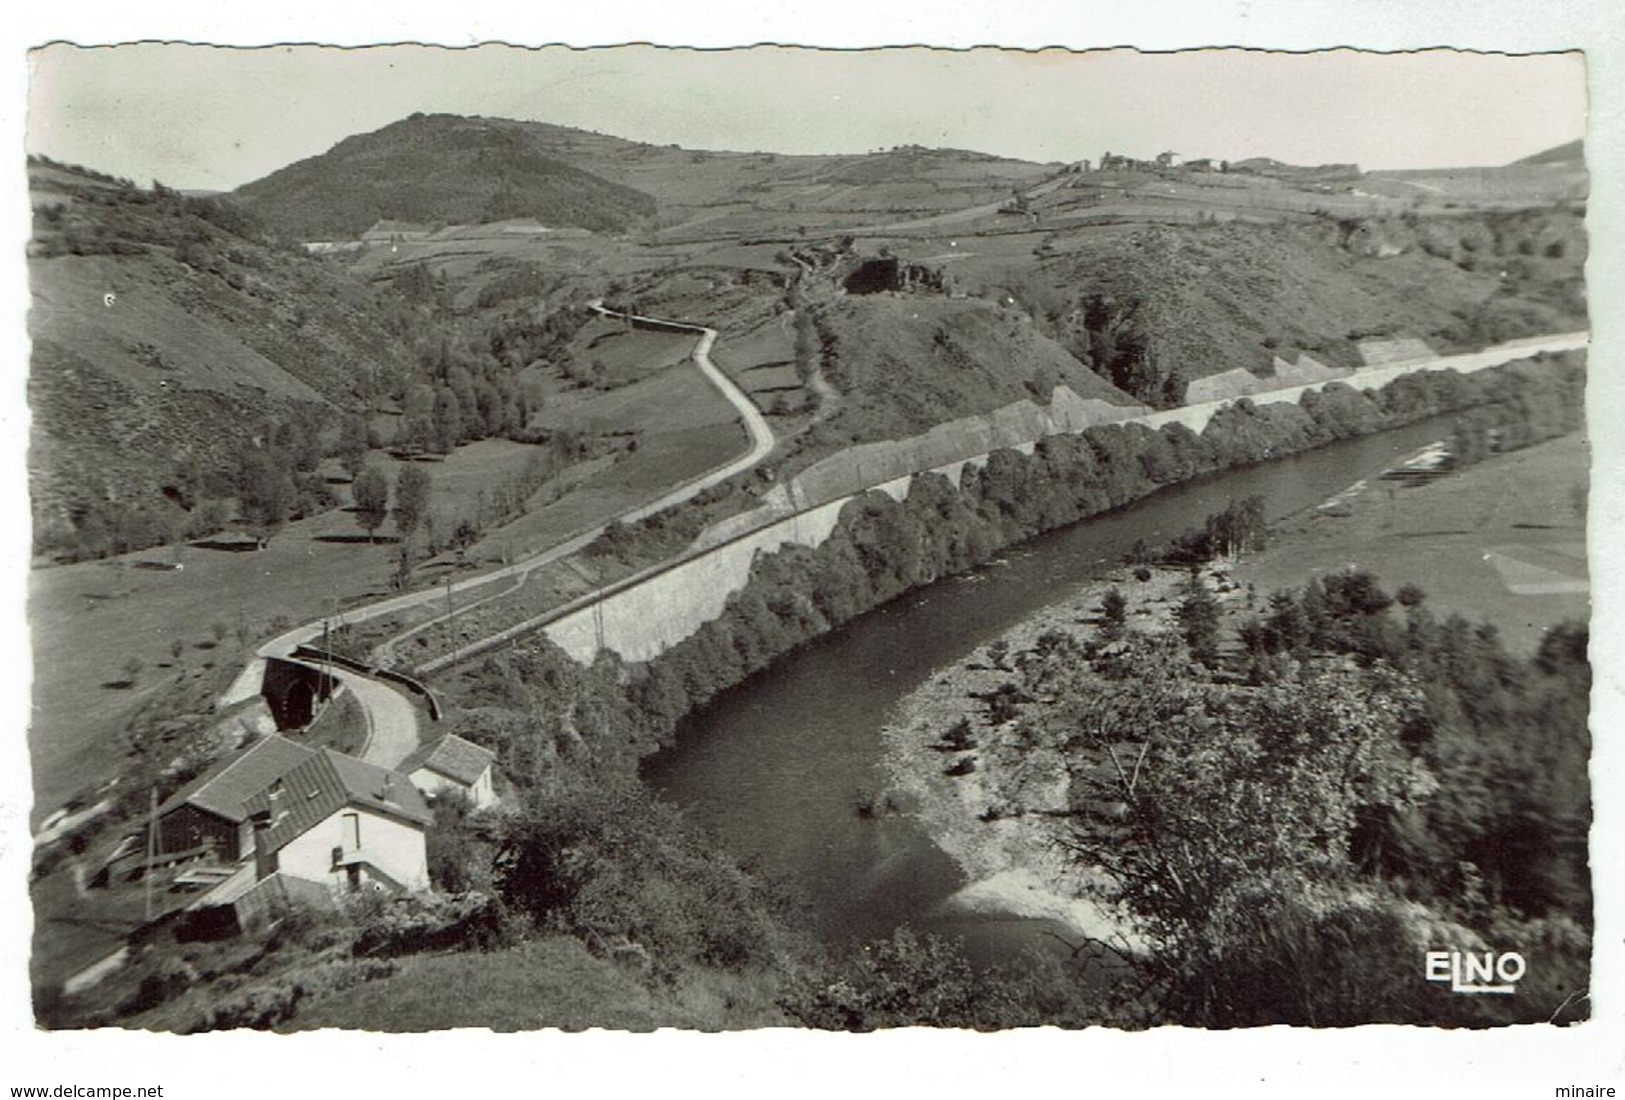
(143, 787, 158, 922)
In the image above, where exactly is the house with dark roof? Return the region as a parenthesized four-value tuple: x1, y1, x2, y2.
(152, 735, 432, 897)
(241, 748, 433, 894)
(398, 733, 499, 810)
(155, 735, 317, 863)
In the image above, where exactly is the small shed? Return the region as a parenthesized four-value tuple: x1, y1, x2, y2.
(155, 735, 317, 863)
(398, 734, 500, 810)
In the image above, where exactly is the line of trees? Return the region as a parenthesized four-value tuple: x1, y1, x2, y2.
(455, 352, 1585, 791)
(440, 352, 1587, 1031)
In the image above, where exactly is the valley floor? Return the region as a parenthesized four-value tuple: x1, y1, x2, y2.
(1231, 431, 1588, 653)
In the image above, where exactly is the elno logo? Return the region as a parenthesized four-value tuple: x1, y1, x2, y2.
(1425, 950, 1526, 994)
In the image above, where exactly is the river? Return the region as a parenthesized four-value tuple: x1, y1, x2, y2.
(641, 415, 1466, 965)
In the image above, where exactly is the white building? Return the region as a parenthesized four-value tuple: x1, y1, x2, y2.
(398, 733, 500, 810)
(239, 747, 433, 895)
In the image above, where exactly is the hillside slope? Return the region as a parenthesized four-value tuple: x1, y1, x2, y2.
(1005, 210, 1588, 406)
(805, 294, 1143, 450)
(1516, 140, 1584, 166)
(232, 114, 658, 240)
(232, 114, 1052, 242)
(27, 158, 420, 552)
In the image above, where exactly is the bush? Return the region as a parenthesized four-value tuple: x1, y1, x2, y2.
(780, 927, 1022, 1030)
(351, 893, 509, 958)
(493, 783, 792, 973)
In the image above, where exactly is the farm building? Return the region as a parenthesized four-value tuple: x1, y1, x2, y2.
(137, 735, 431, 899)
(360, 219, 434, 245)
(239, 749, 433, 894)
(398, 733, 500, 810)
(153, 735, 316, 863)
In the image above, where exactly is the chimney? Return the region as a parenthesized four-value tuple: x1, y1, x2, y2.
(249, 809, 278, 880)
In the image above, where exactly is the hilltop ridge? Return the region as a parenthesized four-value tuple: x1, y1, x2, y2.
(232, 114, 659, 240)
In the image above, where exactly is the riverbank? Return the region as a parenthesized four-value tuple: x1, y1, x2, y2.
(879, 561, 1219, 947)
(877, 429, 1589, 942)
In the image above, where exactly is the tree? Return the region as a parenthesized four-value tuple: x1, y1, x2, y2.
(1175, 570, 1222, 666)
(1056, 639, 1438, 1025)
(352, 465, 390, 543)
(393, 541, 415, 590)
(1101, 587, 1128, 634)
(335, 414, 369, 480)
(431, 387, 462, 454)
(394, 465, 432, 542)
(239, 451, 294, 549)
(399, 383, 437, 456)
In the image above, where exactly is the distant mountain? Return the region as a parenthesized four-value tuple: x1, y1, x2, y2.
(1229, 157, 1362, 181)
(232, 113, 659, 240)
(1515, 140, 1584, 166)
(234, 114, 1053, 242)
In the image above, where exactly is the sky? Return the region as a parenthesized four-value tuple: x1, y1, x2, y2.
(26, 43, 1588, 192)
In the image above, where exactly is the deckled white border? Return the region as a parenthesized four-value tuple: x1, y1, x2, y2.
(2, 3, 1620, 1095)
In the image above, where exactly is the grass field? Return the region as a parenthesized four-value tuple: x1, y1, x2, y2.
(1231, 432, 1589, 652)
(282, 935, 785, 1031)
(564, 317, 696, 387)
(29, 337, 748, 822)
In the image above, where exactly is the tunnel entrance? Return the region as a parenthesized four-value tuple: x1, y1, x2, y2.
(261, 658, 335, 730)
(844, 258, 905, 295)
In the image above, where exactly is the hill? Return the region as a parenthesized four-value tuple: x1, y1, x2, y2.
(231, 113, 659, 240)
(1000, 210, 1587, 406)
(27, 157, 421, 557)
(232, 114, 1053, 243)
(1516, 139, 1584, 166)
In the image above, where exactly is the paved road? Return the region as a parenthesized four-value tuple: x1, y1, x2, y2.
(592, 307, 775, 523)
(218, 302, 777, 755)
(336, 668, 420, 769)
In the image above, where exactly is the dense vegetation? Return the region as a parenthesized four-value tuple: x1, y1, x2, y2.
(978, 591, 1589, 1027)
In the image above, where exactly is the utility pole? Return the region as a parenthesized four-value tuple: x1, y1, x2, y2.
(446, 577, 455, 641)
(143, 787, 158, 922)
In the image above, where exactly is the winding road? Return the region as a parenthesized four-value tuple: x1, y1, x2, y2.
(216, 305, 1585, 796)
(218, 303, 776, 768)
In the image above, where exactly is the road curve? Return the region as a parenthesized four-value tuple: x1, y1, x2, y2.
(220, 304, 777, 735)
(336, 668, 421, 769)
(588, 306, 775, 523)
